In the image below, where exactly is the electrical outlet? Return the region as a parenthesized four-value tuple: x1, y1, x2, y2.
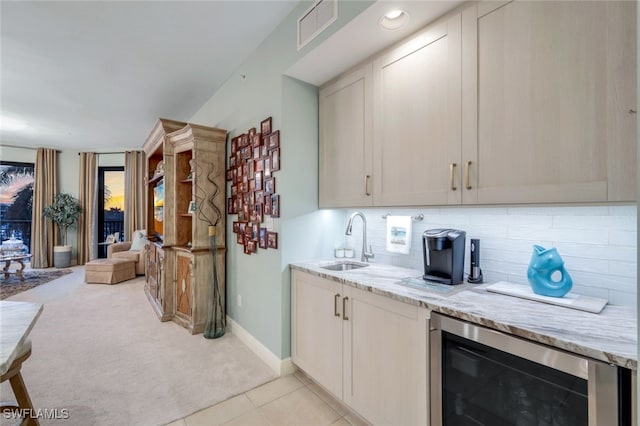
(237, 294, 242, 307)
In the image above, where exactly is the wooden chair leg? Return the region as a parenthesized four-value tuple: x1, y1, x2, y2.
(8, 372, 39, 426)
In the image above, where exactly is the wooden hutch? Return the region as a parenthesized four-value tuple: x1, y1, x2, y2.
(142, 118, 227, 334)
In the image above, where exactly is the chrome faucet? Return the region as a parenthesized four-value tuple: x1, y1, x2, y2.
(345, 211, 374, 262)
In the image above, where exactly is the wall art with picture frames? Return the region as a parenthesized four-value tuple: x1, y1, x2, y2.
(226, 116, 280, 255)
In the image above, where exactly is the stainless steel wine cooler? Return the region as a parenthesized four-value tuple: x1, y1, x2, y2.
(430, 313, 634, 426)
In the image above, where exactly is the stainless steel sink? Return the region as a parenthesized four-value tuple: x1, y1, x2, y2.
(321, 262, 370, 271)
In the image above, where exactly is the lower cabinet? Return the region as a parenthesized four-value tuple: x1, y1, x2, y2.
(145, 244, 224, 334)
(144, 243, 173, 321)
(173, 249, 218, 334)
(291, 270, 429, 425)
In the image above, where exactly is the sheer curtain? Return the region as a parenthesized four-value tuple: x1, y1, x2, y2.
(77, 152, 97, 264)
(31, 148, 58, 268)
(124, 151, 146, 240)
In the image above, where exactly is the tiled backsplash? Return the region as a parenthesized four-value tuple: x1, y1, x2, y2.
(341, 205, 637, 306)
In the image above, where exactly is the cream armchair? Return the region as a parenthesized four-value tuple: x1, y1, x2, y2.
(107, 230, 147, 275)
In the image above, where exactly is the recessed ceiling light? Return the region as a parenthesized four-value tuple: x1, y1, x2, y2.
(385, 10, 403, 20)
(379, 9, 409, 31)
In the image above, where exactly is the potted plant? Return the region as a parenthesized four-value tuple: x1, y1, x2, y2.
(43, 192, 82, 268)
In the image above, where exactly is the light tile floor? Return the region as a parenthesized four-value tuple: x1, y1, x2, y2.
(165, 370, 371, 426)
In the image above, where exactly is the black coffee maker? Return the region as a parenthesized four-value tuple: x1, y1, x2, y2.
(422, 229, 466, 285)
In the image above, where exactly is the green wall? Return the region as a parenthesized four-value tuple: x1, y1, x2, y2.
(190, 0, 372, 359)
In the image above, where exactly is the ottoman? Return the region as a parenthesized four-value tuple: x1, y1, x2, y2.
(85, 258, 136, 284)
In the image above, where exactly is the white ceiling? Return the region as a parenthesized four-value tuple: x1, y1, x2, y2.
(286, 0, 463, 86)
(0, 1, 297, 151)
(1, 0, 463, 153)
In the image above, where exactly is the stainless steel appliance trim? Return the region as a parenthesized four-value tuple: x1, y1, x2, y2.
(431, 312, 590, 379)
(429, 312, 620, 426)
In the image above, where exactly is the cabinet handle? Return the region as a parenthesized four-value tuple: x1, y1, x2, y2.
(450, 163, 457, 191)
(334, 293, 340, 317)
(465, 161, 472, 190)
(342, 296, 349, 321)
(364, 175, 371, 196)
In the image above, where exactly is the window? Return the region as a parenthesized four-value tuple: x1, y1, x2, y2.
(0, 161, 34, 252)
(98, 167, 125, 258)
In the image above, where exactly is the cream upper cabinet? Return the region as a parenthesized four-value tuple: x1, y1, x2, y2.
(319, 64, 373, 208)
(373, 13, 462, 206)
(461, 0, 637, 204)
(291, 270, 429, 425)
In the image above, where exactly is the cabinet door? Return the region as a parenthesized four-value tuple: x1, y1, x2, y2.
(176, 253, 192, 317)
(291, 270, 343, 399)
(462, 1, 637, 204)
(319, 64, 373, 208)
(342, 286, 429, 425)
(373, 13, 462, 206)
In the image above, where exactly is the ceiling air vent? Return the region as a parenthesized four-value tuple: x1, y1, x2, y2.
(297, 0, 338, 51)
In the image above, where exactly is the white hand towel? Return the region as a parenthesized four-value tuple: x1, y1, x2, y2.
(386, 216, 412, 254)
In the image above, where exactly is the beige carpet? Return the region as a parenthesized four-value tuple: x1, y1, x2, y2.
(0, 267, 277, 426)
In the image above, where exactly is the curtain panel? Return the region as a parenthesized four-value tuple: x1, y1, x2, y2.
(77, 152, 97, 265)
(30, 148, 58, 268)
(124, 151, 146, 240)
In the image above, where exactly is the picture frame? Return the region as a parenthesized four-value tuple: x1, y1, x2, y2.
(226, 198, 233, 214)
(246, 240, 257, 253)
(264, 158, 271, 178)
(251, 223, 259, 242)
(255, 159, 264, 172)
(237, 232, 244, 245)
(259, 228, 267, 249)
(239, 222, 247, 233)
(267, 231, 278, 249)
(226, 169, 234, 181)
(271, 194, 280, 218)
(231, 184, 237, 196)
(252, 132, 262, 148)
(241, 146, 252, 160)
(253, 146, 261, 160)
(233, 221, 240, 233)
(230, 156, 236, 167)
(255, 191, 264, 205)
(264, 197, 272, 215)
(261, 117, 272, 135)
(244, 226, 253, 244)
(248, 160, 255, 179)
(270, 148, 280, 171)
(248, 127, 256, 138)
(268, 130, 280, 150)
(255, 170, 263, 191)
(240, 133, 249, 147)
(243, 241, 251, 254)
(254, 203, 263, 223)
(264, 177, 275, 195)
(188, 201, 197, 213)
(261, 144, 268, 157)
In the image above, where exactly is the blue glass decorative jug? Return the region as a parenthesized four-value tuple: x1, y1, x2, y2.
(527, 245, 573, 297)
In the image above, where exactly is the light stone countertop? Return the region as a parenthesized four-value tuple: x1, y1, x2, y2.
(0, 300, 43, 375)
(290, 260, 637, 370)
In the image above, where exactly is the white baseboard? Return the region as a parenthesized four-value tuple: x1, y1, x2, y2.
(226, 315, 296, 377)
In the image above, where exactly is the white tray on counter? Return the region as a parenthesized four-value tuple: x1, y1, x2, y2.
(486, 281, 607, 314)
